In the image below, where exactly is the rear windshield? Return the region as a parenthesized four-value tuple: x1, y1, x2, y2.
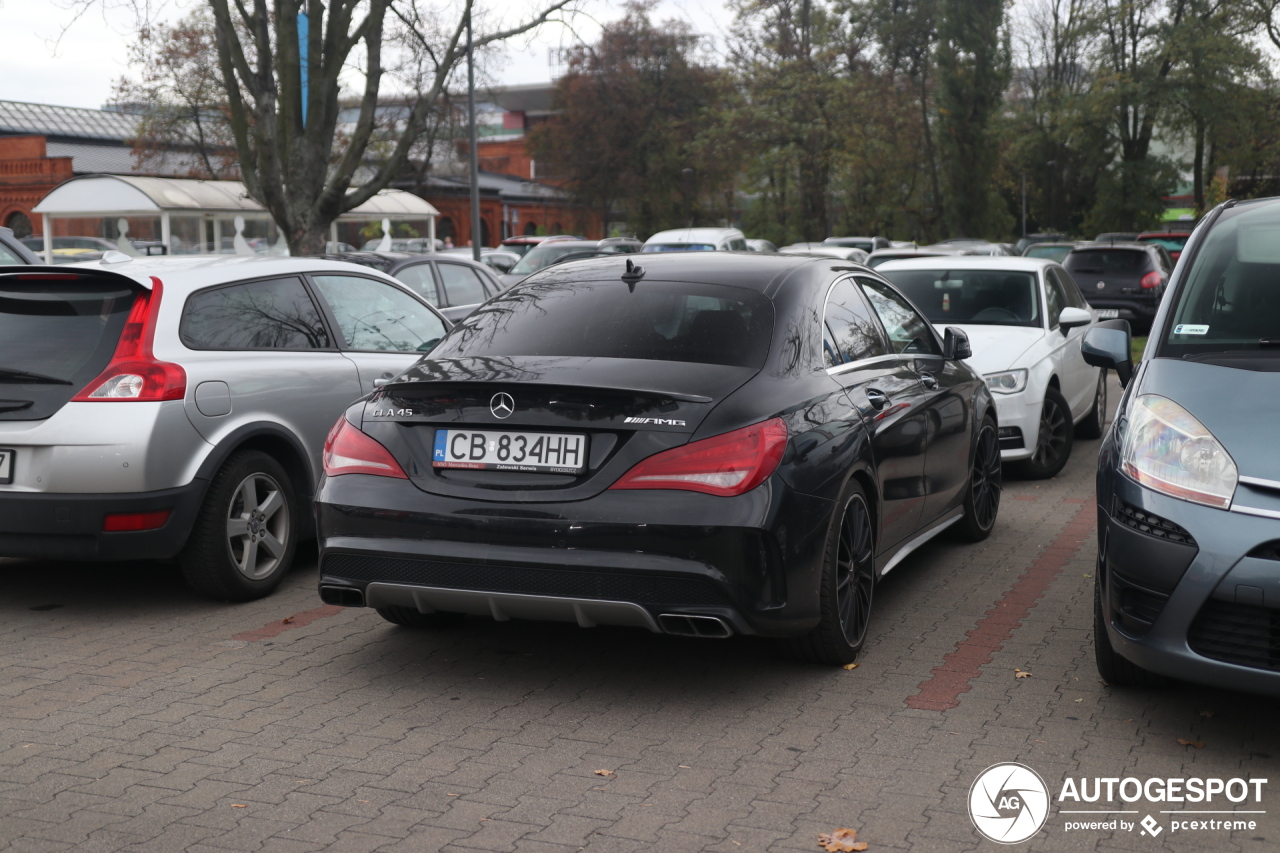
(1024, 245, 1072, 262)
(879, 269, 1042, 327)
(1065, 249, 1147, 273)
(1160, 201, 1280, 359)
(1139, 235, 1188, 252)
(431, 279, 774, 368)
(0, 276, 137, 419)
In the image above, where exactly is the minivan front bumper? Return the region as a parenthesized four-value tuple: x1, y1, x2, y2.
(0, 481, 207, 561)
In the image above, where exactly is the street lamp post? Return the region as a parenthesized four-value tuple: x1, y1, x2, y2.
(467, 4, 482, 261)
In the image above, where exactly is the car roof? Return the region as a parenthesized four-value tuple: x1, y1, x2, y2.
(64, 254, 415, 291)
(643, 227, 745, 244)
(876, 256, 1054, 273)
(1070, 242, 1152, 251)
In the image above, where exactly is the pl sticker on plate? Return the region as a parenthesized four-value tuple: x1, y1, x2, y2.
(1174, 324, 1210, 335)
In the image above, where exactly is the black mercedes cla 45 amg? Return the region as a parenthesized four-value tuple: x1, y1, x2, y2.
(315, 253, 1002, 664)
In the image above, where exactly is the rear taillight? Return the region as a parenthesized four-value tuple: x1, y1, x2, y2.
(323, 418, 408, 479)
(609, 418, 788, 497)
(1139, 271, 1162, 289)
(73, 277, 187, 402)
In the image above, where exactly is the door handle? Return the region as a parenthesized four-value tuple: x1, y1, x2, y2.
(865, 388, 890, 410)
(919, 372, 938, 390)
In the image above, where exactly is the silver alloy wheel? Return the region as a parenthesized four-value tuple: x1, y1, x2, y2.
(225, 473, 289, 580)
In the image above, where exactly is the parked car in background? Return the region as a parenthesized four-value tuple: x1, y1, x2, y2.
(823, 236, 891, 252)
(640, 228, 748, 253)
(21, 235, 117, 264)
(318, 252, 504, 322)
(930, 239, 1013, 256)
(359, 237, 443, 253)
(325, 242, 357, 254)
(0, 256, 450, 601)
(440, 247, 521, 275)
(1064, 242, 1172, 334)
(1083, 196, 1280, 698)
(865, 248, 955, 269)
(498, 235, 582, 257)
(878, 256, 1105, 479)
(1015, 233, 1069, 254)
(500, 238, 642, 286)
(1021, 242, 1080, 263)
(0, 227, 39, 265)
(778, 244, 869, 263)
(314, 252, 1001, 666)
(1135, 231, 1192, 262)
(1094, 232, 1140, 243)
(746, 239, 777, 253)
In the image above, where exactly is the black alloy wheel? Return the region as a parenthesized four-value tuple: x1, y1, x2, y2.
(955, 418, 1001, 541)
(1075, 371, 1107, 440)
(1014, 386, 1073, 480)
(788, 480, 876, 666)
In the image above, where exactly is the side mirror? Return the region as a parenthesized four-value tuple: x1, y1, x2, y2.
(1081, 319, 1133, 386)
(1059, 306, 1091, 333)
(944, 326, 972, 360)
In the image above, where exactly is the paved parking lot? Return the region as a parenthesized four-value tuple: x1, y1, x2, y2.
(2, 377, 1276, 853)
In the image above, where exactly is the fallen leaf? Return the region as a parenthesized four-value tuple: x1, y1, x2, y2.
(281, 616, 294, 624)
(358, 800, 370, 803)
(594, 769, 614, 777)
(231, 804, 246, 808)
(1015, 670, 1032, 679)
(447, 793, 459, 797)
(817, 827, 868, 852)
(732, 842, 741, 847)
(1083, 573, 1092, 578)
(1178, 738, 1205, 749)
(1200, 711, 1215, 719)
(842, 663, 860, 671)
(679, 765, 691, 769)
(1075, 698, 1084, 703)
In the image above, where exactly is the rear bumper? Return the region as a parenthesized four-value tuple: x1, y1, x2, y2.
(0, 481, 207, 561)
(1081, 297, 1159, 323)
(315, 473, 835, 638)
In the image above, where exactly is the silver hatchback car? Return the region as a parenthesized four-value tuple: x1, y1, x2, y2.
(0, 256, 450, 600)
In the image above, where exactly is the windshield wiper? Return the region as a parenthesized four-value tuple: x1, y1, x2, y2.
(0, 368, 73, 385)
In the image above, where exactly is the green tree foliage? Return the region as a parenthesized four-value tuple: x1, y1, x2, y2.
(526, 1, 729, 240)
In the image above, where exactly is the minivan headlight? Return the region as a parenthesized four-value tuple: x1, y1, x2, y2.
(984, 369, 1028, 394)
(1120, 395, 1237, 509)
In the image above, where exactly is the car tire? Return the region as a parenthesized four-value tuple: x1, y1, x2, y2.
(1012, 386, 1073, 480)
(179, 450, 298, 602)
(1075, 370, 1107, 440)
(954, 417, 1002, 542)
(787, 479, 876, 666)
(1093, 574, 1163, 687)
(376, 606, 465, 629)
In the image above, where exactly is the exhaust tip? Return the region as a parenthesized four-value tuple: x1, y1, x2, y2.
(319, 585, 365, 607)
(658, 613, 732, 639)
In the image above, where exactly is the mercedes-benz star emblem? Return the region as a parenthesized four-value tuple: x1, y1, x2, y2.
(1096, 280, 1106, 290)
(490, 392, 515, 419)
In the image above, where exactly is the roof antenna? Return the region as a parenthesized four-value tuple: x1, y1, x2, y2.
(621, 258, 645, 291)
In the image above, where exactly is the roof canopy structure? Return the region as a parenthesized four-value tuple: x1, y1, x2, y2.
(32, 174, 438, 261)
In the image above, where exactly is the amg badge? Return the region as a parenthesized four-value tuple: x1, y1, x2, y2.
(624, 417, 687, 426)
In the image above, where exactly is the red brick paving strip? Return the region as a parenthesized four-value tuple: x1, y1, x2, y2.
(232, 604, 344, 641)
(905, 501, 1097, 711)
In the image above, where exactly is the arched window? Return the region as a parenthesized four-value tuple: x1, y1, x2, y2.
(523, 221, 538, 236)
(5, 212, 32, 239)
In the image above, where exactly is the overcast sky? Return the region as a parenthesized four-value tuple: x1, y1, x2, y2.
(0, 0, 732, 110)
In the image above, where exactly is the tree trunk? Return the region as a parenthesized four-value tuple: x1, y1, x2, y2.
(1193, 117, 1205, 213)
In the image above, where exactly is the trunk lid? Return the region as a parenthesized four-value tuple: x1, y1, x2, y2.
(0, 269, 146, 421)
(361, 355, 758, 502)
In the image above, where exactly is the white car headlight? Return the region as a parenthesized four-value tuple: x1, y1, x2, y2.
(984, 369, 1028, 394)
(1120, 395, 1237, 509)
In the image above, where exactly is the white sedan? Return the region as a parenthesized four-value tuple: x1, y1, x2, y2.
(877, 256, 1106, 478)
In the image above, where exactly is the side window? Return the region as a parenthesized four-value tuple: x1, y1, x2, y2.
(0, 243, 24, 265)
(1052, 268, 1086, 309)
(730, 239, 748, 251)
(181, 277, 329, 350)
(437, 263, 489, 307)
(393, 263, 440, 306)
(310, 275, 448, 353)
(857, 277, 941, 355)
(823, 278, 888, 365)
(1044, 272, 1067, 328)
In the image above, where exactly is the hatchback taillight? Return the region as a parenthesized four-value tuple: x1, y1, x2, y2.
(323, 418, 408, 479)
(72, 277, 187, 402)
(1139, 271, 1162, 289)
(609, 418, 788, 497)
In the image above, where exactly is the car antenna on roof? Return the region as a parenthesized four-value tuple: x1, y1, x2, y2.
(621, 258, 646, 291)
